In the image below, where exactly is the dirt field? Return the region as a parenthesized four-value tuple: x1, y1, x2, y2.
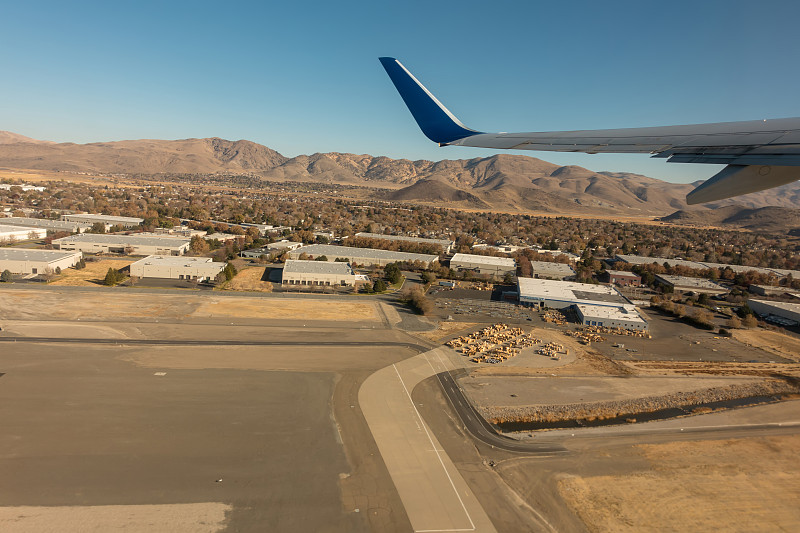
(558, 435, 800, 532)
(732, 328, 800, 362)
(0, 503, 230, 533)
(49, 259, 134, 286)
(194, 297, 378, 321)
(416, 321, 479, 342)
(223, 266, 272, 292)
(0, 289, 380, 322)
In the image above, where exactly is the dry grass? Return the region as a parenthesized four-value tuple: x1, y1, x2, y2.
(223, 266, 272, 292)
(732, 328, 800, 362)
(558, 435, 800, 532)
(193, 297, 379, 321)
(0, 503, 231, 533)
(49, 259, 134, 286)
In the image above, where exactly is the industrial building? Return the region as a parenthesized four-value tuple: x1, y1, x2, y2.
(655, 274, 728, 295)
(530, 261, 575, 280)
(61, 213, 144, 228)
(612, 254, 796, 279)
(355, 232, 454, 252)
(748, 299, 800, 327)
(52, 234, 190, 256)
(129, 255, 226, 282)
(281, 259, 357, 287)
(601, 269, 642, 287)
(288, 244, 438, 268)
(0, 217, 92, 234)
(0, 248, 82, 275)
(241, 240, 303, 258)
(575, 304, 649, 331)
(0, 224, 46, 242)
(450, 253, 516, 277)
(517, 278, 630, 309)
(749, 285, 800, 298)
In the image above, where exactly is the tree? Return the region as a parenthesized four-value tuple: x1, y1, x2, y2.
(75, 258, 86, 270)
(742, 314, 758, 329)
(0, 269, 12, 282)
(373, 279, 387, 292)
(421, 271, 436, 284)
(223, 262, 237, 281)
(400, 286, 433, 315)
(314, 255, 328, 261)
(384, 262, 402, 284)
(103, 267, 123, 286)
(189, 235, 209, 255)
(727, 315, 742, 329)
(89, 222, 106, 234)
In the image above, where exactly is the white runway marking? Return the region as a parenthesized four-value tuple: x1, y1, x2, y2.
(393, 363, 476, 532)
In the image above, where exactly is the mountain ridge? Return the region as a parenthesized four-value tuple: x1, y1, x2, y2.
(1, 133, 798, 218)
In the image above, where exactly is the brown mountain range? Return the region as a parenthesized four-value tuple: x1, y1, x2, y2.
(0, 133, 798, 222)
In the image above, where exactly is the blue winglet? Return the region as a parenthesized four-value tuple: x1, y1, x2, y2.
(379, 57, 482, 145)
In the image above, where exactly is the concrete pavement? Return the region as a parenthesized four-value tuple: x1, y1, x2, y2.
(360, 348, 497, 533)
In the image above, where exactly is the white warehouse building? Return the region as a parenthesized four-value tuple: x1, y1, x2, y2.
(61, 213, 144, 228)
(0, 248, 83, 275)
(576, 304, 649, 331)
(282, 259, 357, 287)
(288, 244, 438, 268)
(0, 224, 47, 242)
(450, 253, 516, 277)
(52, 234, 190, 256)
(517, 278, 630, 309)
(130, 255, 226, 282)
(748, 299, 800, 327)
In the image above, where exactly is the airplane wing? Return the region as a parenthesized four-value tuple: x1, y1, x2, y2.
(379, 57, 800, 204)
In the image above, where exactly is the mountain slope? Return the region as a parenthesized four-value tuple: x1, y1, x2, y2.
(661, 205, 800, 234)
(0, 132, 797, 216)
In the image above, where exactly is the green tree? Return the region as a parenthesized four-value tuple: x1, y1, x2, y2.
(223, 262, 237, 281)
(314, 255, 328, 261)
(0, 269, 12, 282)
(373, 279, 387, 292)
(384, 263, 402, 284)
(103, 267, 122, 286)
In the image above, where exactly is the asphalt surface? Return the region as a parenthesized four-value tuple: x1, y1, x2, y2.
(434, 369, 567, 454)
(0, 337, 430, 350)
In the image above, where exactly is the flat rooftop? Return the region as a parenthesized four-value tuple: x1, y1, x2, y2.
(614, 254, 706, 270)
(53, 234, 190, 247)
(530, 261, 575, 273)
(283, 259, 354, 275)
(656, 274, 728, 291)
(576, 303, 648, 325)
(0, 248, 81, 261)
(0, 224, 40, 234)
(518, 278, 629, 305)
(750, 299, 800, 313)
(292, 244, 438, 263)
(451, 253, 516, 267)
(62, 214, 144, 224)
(355, 232, 453, 247)
(1, 217, 91, 230)
(605, 269, 640, 277)
(131, 255, 224, 267)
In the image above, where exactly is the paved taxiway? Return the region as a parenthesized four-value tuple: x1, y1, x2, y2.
(360, 348, 497, 533)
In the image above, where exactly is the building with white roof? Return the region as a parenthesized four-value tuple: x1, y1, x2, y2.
(575, 304, 649, 331)
(52, 234, 190, 256)
(0, 224, 46, 242)
(450, 253, 516, 277)
(0, 217, 92, 234)
(288, 244, 438, 268)
(0, 248, 82, 274)
(530, 261, 575, 280)
(129, 255, 226, 282)
(282, 259, 357, 287)
(517, 278, 630, 309)
(355, 232, 453, 252)
(748, 299, 800, 326)
(61, 214, 144, 228)
(655, 274, 729, 295)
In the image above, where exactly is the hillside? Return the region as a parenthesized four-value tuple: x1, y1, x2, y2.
(1, 132, 798, 217)
(661, 205, 800, 234)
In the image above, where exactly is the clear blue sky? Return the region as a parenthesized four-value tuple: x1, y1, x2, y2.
(1, 1, 798, 183)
